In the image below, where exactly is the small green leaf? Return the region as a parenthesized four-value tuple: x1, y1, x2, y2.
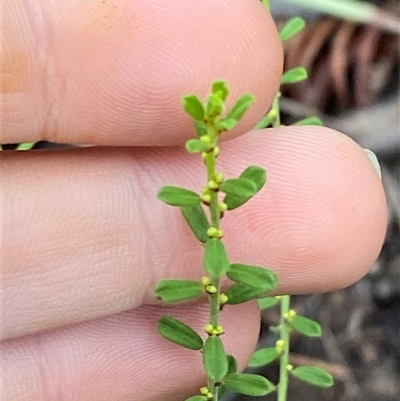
(215, 118, 237, 131)
(183, 95, 205, 121)
(184, 396, 206, 401)
(203, 336, 228, 381)
(16, 142, 35, 151)
(258, 297, 279, 310)
(206, 94, 224, 118)
(227, 264, 278, 291)
(204, 239, 230, 277)
(225, 94, 255, 122)
(279, 17, 306, 41)
(194, 120, 208, 137)
(158, 186, 201, 207)
(220, 178, 257, 197)
(291, 366, 334, 388)
(154, 279, 203, 302)
(157, 316, 203, 350)
(248, 347, 280, 367)
(281, 67, 308, 85)
(223, 166, 266, 210)
(240, 165, 266, 191)
(254, 113, 274, 129)
(216, 354, 237, 399)
(181, 204, 209, 243)
(185, 139, 210, 153)
(291, 315, 322, 337)
(212, 81, 229, 101)
(225, 283, 272, 305)
(227, 355, 238, 374)
(224, 373, 275, 396)
(294, 116, 323, 126)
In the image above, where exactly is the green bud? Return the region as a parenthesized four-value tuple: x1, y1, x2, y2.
(205, 285, 218, 294)
(207, 180, 219, 190)
(276, 339, 285, 353)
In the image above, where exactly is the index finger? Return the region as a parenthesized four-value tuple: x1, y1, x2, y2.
(3, 0, 283, 146)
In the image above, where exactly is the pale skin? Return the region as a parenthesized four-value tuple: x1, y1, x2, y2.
(1, 1, 387, 400)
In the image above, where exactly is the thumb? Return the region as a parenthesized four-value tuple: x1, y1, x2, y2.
(3, 0, 283, 146)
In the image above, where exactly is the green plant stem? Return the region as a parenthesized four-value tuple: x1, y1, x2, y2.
(271, 93, 281, 128)
(261, 0, 270, 10)
(277, 295, 291, 401)
(205, 126, 222, 400)
(273, 94, 291, 401)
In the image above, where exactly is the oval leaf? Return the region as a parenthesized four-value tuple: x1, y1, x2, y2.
(225, 93, 255, 122)
(224, 373, 275, 396)
(203, 336, 228, 381)
(181, 204, 209, 243)
(254, 113, 274, 129)
(248, 347, 280, 367)
(225, 283, 271, 305)
(227, 354, 238, 374)
(158, 186, 201, 207)
(291, 315, 322, 337)
(194, 120, 208, 137)
(204, 239, 230, 277)
(240, 165, 266, 191)
(258, 297, 279, 310)
(206, 94, 224, 118)
(158, 316, 203, 350)
(185, 139, 209, 153)
(154, 279, 203, 302)
(294, 116, 323, 126)
(185, 396, 207, 401)
(279, 17, 306, 41)
(291, 366, 334, 388)
(212, 81, 229, 101)
(215, 118, 237, 131)
(220, 178, 257, 197)
(281, 67, 308, 85)
(223, 165, 266, 210)
(227, 264, 278, 291)
(183, 95, 205, 121)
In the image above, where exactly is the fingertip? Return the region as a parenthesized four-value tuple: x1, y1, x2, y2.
(222, 126, 387, 293)
(3, 0, 283, 145)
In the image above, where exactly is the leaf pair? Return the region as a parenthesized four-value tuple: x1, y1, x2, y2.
(222, 165, 266, 210)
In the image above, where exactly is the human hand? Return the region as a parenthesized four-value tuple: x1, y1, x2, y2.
(2, 1, 387, 400)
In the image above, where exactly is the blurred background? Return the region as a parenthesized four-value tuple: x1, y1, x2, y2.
(227, 1, 399, 400)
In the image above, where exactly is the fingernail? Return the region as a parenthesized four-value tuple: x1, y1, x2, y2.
(363, 149, 381, 180)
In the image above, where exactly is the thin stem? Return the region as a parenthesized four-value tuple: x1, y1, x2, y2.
(271, 93, 281, 128)
(205, 125, 222, 399)
(277, 295, 291, 401)
(261, 0, 270, 10)
(206, 127, 220, 229)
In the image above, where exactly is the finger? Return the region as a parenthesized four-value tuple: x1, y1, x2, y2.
(3, 0, 282, 145)
(2, 302, 260, 401)
(2, 127, 387, 340)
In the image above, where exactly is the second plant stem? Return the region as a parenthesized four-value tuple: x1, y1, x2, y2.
(271, 92, 291, 401)
(277, 295, 291, 401)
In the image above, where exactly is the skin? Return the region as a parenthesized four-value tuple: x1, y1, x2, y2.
(1, 1, 387, 400)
